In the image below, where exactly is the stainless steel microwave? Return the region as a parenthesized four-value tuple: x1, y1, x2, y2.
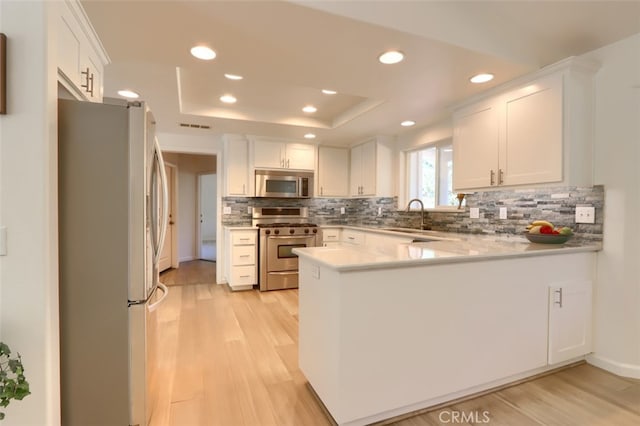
(255, 169, 313, 198)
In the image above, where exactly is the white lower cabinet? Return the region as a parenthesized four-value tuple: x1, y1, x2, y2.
(548, 280, 593, 364)
(321, 228, 341, 247)
(224, 228, 257, 290)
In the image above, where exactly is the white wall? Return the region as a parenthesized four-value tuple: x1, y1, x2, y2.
(585, 33, 640, 378)
(162, 152, 216, 262)
(0, 2, 60, 424)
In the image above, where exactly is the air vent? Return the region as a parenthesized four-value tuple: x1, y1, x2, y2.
(179, 122, 211, 129)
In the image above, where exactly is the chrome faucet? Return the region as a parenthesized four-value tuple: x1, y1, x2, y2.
(406, 198, 427, 230)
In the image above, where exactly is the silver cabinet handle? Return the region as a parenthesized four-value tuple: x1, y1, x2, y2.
(239, 275, 250, 278)
(498, 169, 504, 185)
(320, 186, 323, 196)
(239, 255, 250, 258)
(490, 170, 495, 186)
(81, 67, 94, 97)
(555, 288, 563, 308)
(242, 183, 245, 194)
(287, 159, 290, 168)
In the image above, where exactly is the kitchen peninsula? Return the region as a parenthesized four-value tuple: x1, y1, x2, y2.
(294, 228, 600, 426)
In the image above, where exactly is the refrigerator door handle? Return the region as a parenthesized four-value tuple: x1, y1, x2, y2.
(152, 137, 169, 265)
(148, 282, 169, 312)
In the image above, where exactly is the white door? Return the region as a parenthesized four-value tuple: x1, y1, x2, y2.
(198, 173, 217, 261)
(158, 164, 173, 271)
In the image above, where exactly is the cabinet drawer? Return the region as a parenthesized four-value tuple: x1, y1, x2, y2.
(342, 230, 364, 245)
(322, 229, 340, 242)
(232, 231, 257, 245)
(232, 245, 255, 265)
(231, 265, 256, 285)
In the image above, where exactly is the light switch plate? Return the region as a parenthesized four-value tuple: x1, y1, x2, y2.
(377, 207, 382, 216)
(575, 206, 595, 224)
(223, 206, 231, 214)
(247, 206, 252, 214)
(499, 207, 507, 220)
(340, 207, 346, 214)
(470, 207, 480, 219)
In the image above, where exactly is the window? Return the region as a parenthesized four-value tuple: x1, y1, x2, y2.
(406, 143, 455, 208)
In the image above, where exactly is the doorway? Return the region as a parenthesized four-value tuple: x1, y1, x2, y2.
(198, 172, 217, 261)
(158, 162, 177, 272)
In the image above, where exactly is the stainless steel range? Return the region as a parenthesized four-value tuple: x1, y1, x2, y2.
(253, 207, 319, 291)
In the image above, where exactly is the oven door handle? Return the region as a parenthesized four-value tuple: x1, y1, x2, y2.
(266, 235, 316, 240)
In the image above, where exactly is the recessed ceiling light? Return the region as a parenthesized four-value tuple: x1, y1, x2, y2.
(401, 120, 416, 127)
(470, 73, 494, 84)
(190, 45, 216, 60)
(117, 89, 139, 99)
(304, 133, 316, 139)
(322, 89, 337, 95)
(220, 94, 237, 104)
(224, 73, 243, 80)
(302, 105, 317, 113)
(378, 50, 404, 65)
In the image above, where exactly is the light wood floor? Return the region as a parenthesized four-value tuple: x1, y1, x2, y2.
(153, 261, 640, 426)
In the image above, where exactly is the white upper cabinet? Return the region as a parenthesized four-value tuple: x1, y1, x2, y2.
(223, 135, 250, 196)
(453, 57, 598, 191)
(252, 138, 315, 170)
(318, 146, 349, 197)
(350, 137, 393, 197)
(452, 102, 500, 189)
(56, 0, 109, 103)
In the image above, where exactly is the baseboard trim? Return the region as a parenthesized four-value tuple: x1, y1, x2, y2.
(179, 256, 195, 262)
(586, 354, 640, 379)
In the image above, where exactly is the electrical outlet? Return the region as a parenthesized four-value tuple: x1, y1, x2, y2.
(223, 206, 231, 215)
(247, 206, 252, 214)
(377, 207, 382, 216)
(340, 207, 346, 215)
(0, 226, 6, 256)
(575, 206, 595, 224)
(499, 207, 507, 220)
(470, 207, 480, 219)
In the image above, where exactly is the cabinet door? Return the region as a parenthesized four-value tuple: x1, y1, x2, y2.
(226, 138, 249, 196)
(501, 75, 563, 186)
(57, 5, 82, 92)
(548, 281, 592, 364)
(453, 104, 500, 190)
(359, 141, 377, 196)
(286, 143, 315, 170)
(349, 145, 363, 196)
(254, 140, 284, 168)
(318, 147, 349, 197)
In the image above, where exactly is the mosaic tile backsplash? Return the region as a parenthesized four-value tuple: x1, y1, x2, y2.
(222, 185, 604, 242)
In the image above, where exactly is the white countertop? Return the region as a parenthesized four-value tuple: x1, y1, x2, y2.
(295, 226, 601, 272)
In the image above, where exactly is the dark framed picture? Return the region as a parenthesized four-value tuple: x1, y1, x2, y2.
(0, 33, 5, 114)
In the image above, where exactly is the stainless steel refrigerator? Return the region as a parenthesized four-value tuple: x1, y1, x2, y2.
(58, 99, 169, 426)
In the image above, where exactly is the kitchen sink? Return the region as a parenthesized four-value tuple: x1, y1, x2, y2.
(381, 227, 459, 242)
(381, 227, 434, 234)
